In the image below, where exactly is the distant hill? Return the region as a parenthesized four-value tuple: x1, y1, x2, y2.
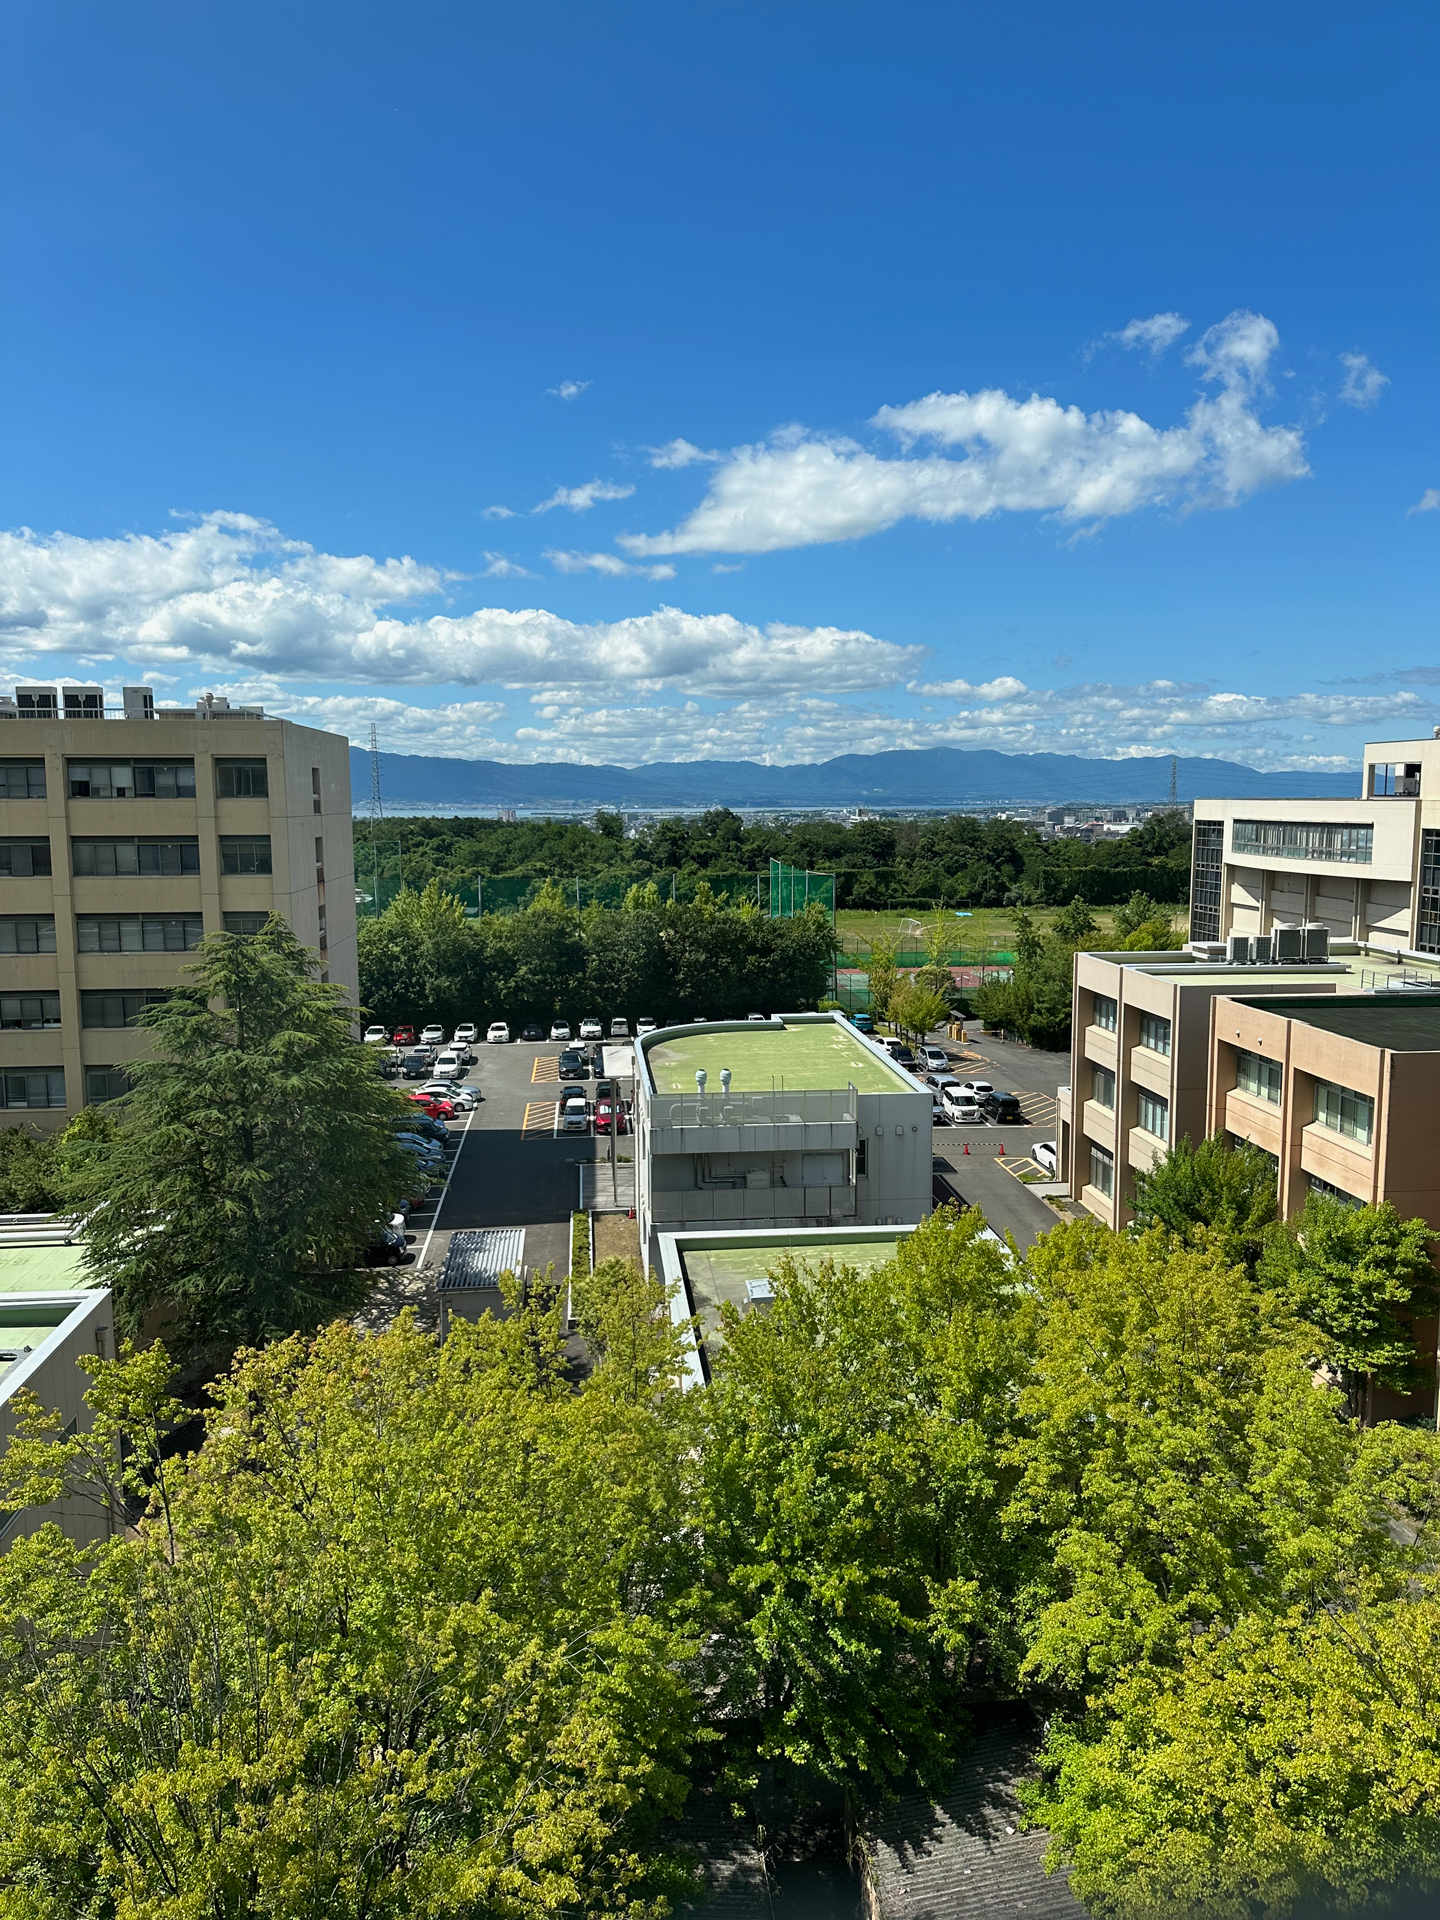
(348, 744, 1353, 811)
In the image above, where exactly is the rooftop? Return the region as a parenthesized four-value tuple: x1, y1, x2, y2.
(643, 1016, 910, 1095)
(0, 1244, 92, 1293)
(0, 1304, 72, 1389)
(1086, 947, 1440, 992)
(1232, 992, 1440, 1052)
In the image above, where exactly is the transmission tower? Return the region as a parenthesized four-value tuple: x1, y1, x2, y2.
(1168, 755, 1178, 806)
(368, 724, 383, 915)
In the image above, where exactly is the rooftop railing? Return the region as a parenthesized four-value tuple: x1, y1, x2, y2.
(659, 1086, 858, 1128)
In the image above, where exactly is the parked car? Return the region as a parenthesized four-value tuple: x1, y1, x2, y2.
(486, 1022, 510, 1044)
(560, 1091, 590, 1133)
(420, 1024, 445, 1047)
(848, 1011, 875, 1032)
(391, 1025, 416, 1047)
(610, 1017, 630, 1038)
(429, 1059, 462, 1082)
(579, 1017, 603, 1041)
(942, 1086, 981, 1122)
(594, 1093, 628, 1135)
(882, 1039, 918, 1069)
(921, 1045, 949, 1073)
(747, 1012, 767, 1023)
(1033, 1139, 1059, 1176)
(376, 1047, 403, 1078)
(931, 1095, 948, 1125)
(557, 1048, 589, 1080)
(983, 1089, 1024, 1124)
(395, 1136, 443, 1167)
(929, 1072, 962, 1094)
(520, 1022, 545, 1041)
(550, 1021, 571, 1042)
(454, 1022, 477, 1045)
(635, 1017, 657, 1037)
(958, 1080, 993, 1100)
(365, 1226, 412, 1267)
(402, 1051, 435, 1079)
(363, 1024, 389, 1044)
(398, 1114, 448, 1143)
(420, 1080, 479, 1110)
(407, 1090, 456, 1118)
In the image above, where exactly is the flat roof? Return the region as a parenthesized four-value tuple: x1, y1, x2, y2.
(1232, 992, 1440, 1052)
(643, 1018, 910, 1094)
(0, 1244, 93, 1293)
(677, 1228, 907, 1362)
(1088, 952, 1440, 990)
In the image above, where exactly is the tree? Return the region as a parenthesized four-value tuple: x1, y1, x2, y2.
(1113, 889, 1163, 942)
(890, 978, 950, 1041)
(0, 1305, 700, 1919)
(971, 913, 1075, 1049)
(357, 878, 485, 1031)
(865, 935, 899, 1024)
(623, 878, 663, 912)
(1052, 898, 1100, 943)
(69, 920, 418, 1373)
(1129, 1132, 1278, 1273)
(0, 1123, 64, 1212)
(1121, 917, 1183, 950)
(1259, 1194, 1438, 1418)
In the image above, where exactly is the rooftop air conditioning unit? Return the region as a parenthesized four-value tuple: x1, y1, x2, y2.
(1227, 933, 1250, 964)
(1273, 925, 1305, 963)
(1303, 924, 1331, 962)
(1249, 934, 1273, 965)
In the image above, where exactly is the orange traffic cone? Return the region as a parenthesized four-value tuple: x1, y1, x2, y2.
(962, 1142, 969, 1154)
(997, 1142, 1005, 1157)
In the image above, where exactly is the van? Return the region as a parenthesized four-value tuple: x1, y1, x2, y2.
(984, 1090, 1024, 1124)
(610, 1017, 630, 1039)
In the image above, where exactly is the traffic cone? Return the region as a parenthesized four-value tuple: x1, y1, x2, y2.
(997, 1142, 1005, 1157)
(962, 1141, 969, 1154)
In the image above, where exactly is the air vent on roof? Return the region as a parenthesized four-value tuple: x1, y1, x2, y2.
(1273, 925, 1304, 963)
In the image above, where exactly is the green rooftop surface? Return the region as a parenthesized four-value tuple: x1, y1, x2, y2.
(681, 1233, 904, 1352)
(0, 1245, 91, 1293)
(1234, 993, 1440, 1051)
(645, 1020, 908, 1094)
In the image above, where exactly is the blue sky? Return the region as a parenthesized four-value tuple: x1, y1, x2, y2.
(0, 0, 1434, 770)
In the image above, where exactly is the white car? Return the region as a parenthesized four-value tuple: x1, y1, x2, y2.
(635, 1017, 657, 1037)
(610, 1017, 630, 1039)
(560, 1091, 590, 1133)
(931, 1095, 948, 1125)
(958, 1080, 993, 1100)
(579, 1018, 603, 1041)
(921, 1045, 949, 1073)
(453, 1022, 477, 1045)
(486, 1022, 510, 1044)
(1033, 1140, 1059, 1177)
(420, 1024, 445, 1047)
(943, 1085, 981, 1122)
(747, 1012, 767, 1023)
(422, 1080, 479, 1110)
(431, 1054, 463, 1080)
(363, 1025, 389, 1044)
(550, 1021, 571, 1042)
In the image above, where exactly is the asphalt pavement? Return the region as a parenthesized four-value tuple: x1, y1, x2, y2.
(926, 1027, 1070, 1252)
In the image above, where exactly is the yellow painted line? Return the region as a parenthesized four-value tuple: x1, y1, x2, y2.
(522, 1100, 558, 1139)
(1000, 1155, 1045, 1182)
(531, 1055, 559, 1083)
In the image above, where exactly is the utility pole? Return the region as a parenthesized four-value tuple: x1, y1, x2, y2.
(1168, 756, 1179, 807)
(368, 723, 383, 917)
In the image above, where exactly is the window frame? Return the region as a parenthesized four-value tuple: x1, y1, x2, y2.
(1092, 993, 1118, 1033)
(67, 761, 196, 799)
(1090, 1063, 1116, 1109)
(0, 760, 46, 799)
(1313, 1078, 1375, 1147)
(71, 838, 202, 877)
(215, 759, 270, 798)
(76, 913, 205, 953)
(0, 994, 62, 1030)
(1136, 1087, 1170, 1142)
(1138, 1011, 1172, 1057)
(2, 1069, 66, 1110)
(219, 835, 273, 876)
(0, 839, 52, 877)
(1234, 1048, 1283, 1104)
(1088, 1143, 1114, 1197)
(0, 916, 57, 954)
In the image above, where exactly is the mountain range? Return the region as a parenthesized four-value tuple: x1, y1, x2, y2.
(349, 745, 1353, 812)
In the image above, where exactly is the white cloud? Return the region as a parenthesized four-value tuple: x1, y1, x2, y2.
(645, 438, 723, 468)
(620, 310, 1308, 557)
(480, 505, 516, 521)
(480, 552, 538, 579)
(1407, 488, 1440, 515)
(1110, 312, 1190, 357)
(544, 549, 676, 581)
(546, 380, 590, 400)
(532, 479, 636, 514)
(1338, 352, 1388, 409)
(0, 511, 920, 695)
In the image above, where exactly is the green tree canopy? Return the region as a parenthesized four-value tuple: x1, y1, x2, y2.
(1129, 1131, 1279, 1273)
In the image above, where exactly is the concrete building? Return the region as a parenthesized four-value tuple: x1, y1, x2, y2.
(1058, 943, 1440, 1232)
(0, 683, 355, 1130)
(1190, 731, 1440, 953)
(633, 1014, 932, 1247)
(0, 1225, 114, 1549)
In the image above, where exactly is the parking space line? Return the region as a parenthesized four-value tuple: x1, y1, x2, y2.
(417, 1106, 477, 1269)
(531, 1056, 559, 1084)
(522, 1100, 559, 1138)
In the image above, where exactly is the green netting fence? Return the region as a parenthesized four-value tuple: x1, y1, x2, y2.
(355, 870, 770, 919)
(768, 860, 835, 918)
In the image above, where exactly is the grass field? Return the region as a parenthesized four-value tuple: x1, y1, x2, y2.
(646, 1022, 905, 1093)
(833, 905, 1184, 952)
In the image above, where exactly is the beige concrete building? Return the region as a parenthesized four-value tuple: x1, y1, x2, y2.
(1190, 731, 1440, 953)
(0, 684, 355, 1130)
(1058, 944, 1440, 1231)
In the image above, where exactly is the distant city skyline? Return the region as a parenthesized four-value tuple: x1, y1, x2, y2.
(0, 2, 1433, 770)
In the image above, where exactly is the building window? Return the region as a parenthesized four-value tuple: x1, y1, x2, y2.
(1089, 1143, 1114, 1197)
(1136, 1088, 1170, 1141)
(317, 901, 328, 953)
(73, 838, 201, 876)
(220, 836, 272, 876)
(80, 991, 170, 1029)
(1234, 1049, 1283, 1104)
(1313, 1079, 1374, 1146)
(223, 912, 270, 936)
(315, 835, 325, 882)
(67, 761, 196, 799)
(1370, 762, 1420, 797)
(0, 760, 46, 798)
(1091, 1064, 1115, 1108)
(855, 1138, 868, 1178)
(311, 766, 322, 814)
(1231, 820, 1373, 865)
(1418, 829, 1440, 955)
(216, 759, 269, 798)
(0, 839, 52, 877)
(85, 1067, 130, 1104)
(0, 995, 61, 1030)
(3, 1069, 65, 1109)
(1138, 1012, 1172, 1056)
(1309, 1173, 1363, 1210)
(1092, 994, 1117, 1033)
(0, 916, 56, 954)
(76, 913, 204, 953)
(1190, 820, 1224, 941)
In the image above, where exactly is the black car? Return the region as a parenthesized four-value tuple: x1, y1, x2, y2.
(983, 1089, 1024, 1124)
(521, 1022, 545, 1041)
(402, 1049, 435, 1079)
(557, 1048, 590, 1080)
(397, 1114, 448, 1144)
(364, 1225, 413, 1268)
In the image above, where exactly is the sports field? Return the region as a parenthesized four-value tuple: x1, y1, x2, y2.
(644, 1020, 907, 1093)
(833, 905, 1182, 952)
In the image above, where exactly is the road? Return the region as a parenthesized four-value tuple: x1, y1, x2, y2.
(927, 1028, 1070, 1251)
(436, 1039, 600, 1230)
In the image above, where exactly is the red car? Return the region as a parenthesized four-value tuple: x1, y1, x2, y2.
(392, 1025, 417, 1047)
(408, 1091, 456, 1120)
(593, 1094, 628, 1135)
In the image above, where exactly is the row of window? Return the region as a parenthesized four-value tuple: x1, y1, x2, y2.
(1087, 997, 1171, 1056)
(0, 912, 273, 952)
(1230, 819, 1374, 864)
(1, 1068, 130, 1109)
(0, 758, 271, 799)
(1, 836, 274, 876)
(1087, 1064, 1172, 1141)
